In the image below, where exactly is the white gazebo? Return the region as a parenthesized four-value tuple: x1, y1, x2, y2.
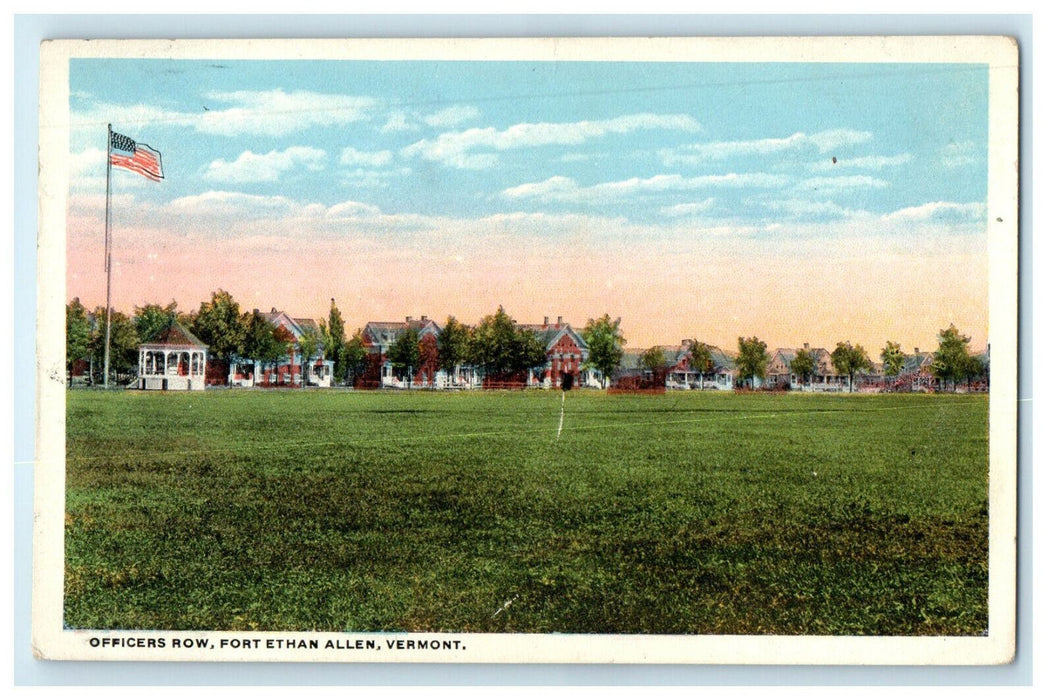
(138, 320, 208, 391)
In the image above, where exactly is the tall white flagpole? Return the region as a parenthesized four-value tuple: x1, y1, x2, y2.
(103, 124, 113, 388)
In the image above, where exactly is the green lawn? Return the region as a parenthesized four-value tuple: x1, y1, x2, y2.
(64, 389, 989, 635)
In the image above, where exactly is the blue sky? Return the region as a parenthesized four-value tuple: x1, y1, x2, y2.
(65, 57, 990, 351)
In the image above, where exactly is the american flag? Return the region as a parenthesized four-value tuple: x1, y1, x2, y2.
(109, 131, 164, 182)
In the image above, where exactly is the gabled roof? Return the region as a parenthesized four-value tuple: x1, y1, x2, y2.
(362, 318, 441, 348)
(518, 322, 588, 354)
(140, 319, 207, 349)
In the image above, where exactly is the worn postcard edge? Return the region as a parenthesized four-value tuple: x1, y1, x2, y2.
(33, 36, 1020, 665)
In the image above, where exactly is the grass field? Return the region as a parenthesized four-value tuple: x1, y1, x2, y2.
(64, 389, 989, 635)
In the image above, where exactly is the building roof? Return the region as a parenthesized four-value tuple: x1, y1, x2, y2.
(363, 317, 441, 348)
(140, 319, 207, 349)
(518, 321, 588, 353)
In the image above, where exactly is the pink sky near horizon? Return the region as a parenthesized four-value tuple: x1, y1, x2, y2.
(67, 217, 990, 357)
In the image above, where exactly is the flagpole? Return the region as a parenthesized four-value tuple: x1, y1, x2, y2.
(103, 124, 113, 388)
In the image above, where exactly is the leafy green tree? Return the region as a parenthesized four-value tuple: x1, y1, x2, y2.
(437, 316, 472, 376)
(90, 306, 139, 384)
(515, 327, 548, 378)
(880, 341, 905, 385)
(297, 323, 324, 388)
(790, 348, 817, 387)
(932, 324, 974, 391)
(319, 298, 347, 383)
(66, 298, 92, 385)
(687, 339, 713, 388)
(832, 341, 871, 393)
(191, 290, 245, 383)
(388, 327, 421, 382)
(639, 346, 668, 373)
(343, 332, 369, 386)
(133, 301, 179, 343)
(583, 314, 626, 387)
(470, 306, 520, 379)
(734, 336, 769, 389)
(242, 310, 285, 380)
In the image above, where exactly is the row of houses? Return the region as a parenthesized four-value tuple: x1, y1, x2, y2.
(358, 315, 603, 390)
(132, 308, 983, 393)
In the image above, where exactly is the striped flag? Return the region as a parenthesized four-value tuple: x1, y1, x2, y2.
(109, 130, 164, 182)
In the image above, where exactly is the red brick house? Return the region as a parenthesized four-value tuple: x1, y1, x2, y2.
(361, 316, 442, 388)
(518, 316, 596, 388)
(228, 308, 334, 388)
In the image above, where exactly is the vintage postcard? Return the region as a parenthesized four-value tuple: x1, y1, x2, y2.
(34, 36, 1018, 664)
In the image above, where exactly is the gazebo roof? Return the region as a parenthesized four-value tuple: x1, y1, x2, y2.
(140, 319, 207, 349)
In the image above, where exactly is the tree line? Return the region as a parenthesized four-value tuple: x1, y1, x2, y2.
(65, 291, 631, 388)
(66, 289, 984, 391)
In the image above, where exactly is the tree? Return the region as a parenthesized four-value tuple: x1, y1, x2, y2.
(639, 346, 668, 373)
(832, 341, 871, 393)
(790, 348, 817, 388)
(242, 310, 285, 382)
(133, 301, 179, 343)
(932, 324, 974, 391)
(319, 298, 347, 384)
(388, 327, 420, 383)
(66, 298, 92, 385)
(297, 324, 324, 388)
(90, 306, 139, 384)
(687, 339, 713, 389)
(880, 341, 905, 385)
(191, 290, 245, 383)
(582, 314, 626, 387)
(344, 332, 369, 386)
(417, 333, 440, 387)
(470, 306, 520, 380)
(515, 327, 547, 379)
(734, 336, 769, 389)
(437, 316, 472, 378)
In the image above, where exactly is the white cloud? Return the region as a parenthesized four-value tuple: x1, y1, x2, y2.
(423, 105, 480, 128)
(73, 90, 378, 139)
(503, 172, 787, 204)
(164, 191, 309, 218)
(807, 153, 914, 172)
(659, 129, 873, 166)
(763, 199, 869, 219)
(881, 201, 985, 224)
(199, 90, 377, 137)
(807, 129, 873, 153)
(381, 111, 417, 133)
(204, 147, 327, 183)
(794, 175, 889, 195)
(340, 148, 394, 167)
(403, 113, 701, 169)
(661, 199, 718, 217)
(69, 147, 107, 178)
(325, 201, 384, 218)
(941, 140, 982, 168)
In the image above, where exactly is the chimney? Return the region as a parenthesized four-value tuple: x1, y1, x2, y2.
(544, 316, 550, 326)
(914, 347, 920, 355)
(421, 315, 427, 321)
(271, 307, 277, 313)
(557, 316, 563, 325)
(682, 339, 691, 346)
(406, 316, 413, 323)
(804, 342, 809, 350)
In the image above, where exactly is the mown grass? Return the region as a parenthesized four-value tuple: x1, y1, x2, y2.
(65, 389, 989, 635)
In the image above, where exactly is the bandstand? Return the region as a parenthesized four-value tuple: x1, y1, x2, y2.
(137, 320, 208, 391)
